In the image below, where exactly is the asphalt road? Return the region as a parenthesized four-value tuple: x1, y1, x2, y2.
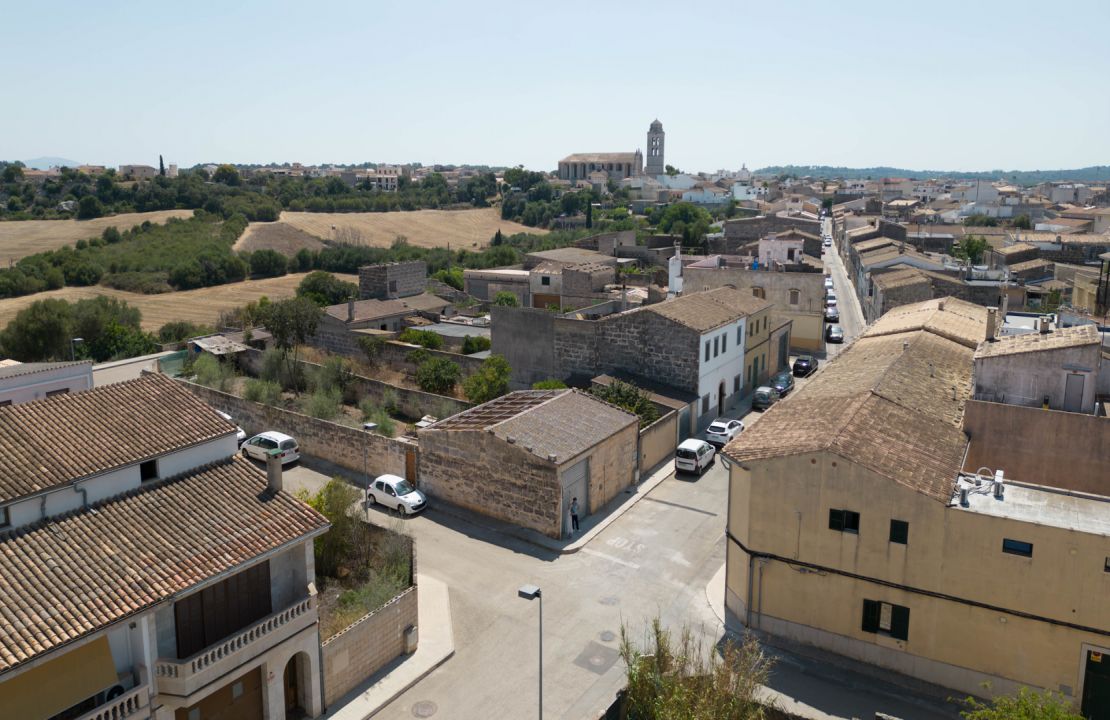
(822, 217, 867, 359)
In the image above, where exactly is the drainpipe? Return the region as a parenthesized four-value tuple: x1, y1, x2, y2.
(73, 482, 88, 509)
(40, 493, 48, 521)
(745, 553, 755, 628)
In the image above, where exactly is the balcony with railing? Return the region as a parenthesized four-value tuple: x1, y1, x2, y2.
(153, 595, 316, 697)
(73, 683, 150, 720)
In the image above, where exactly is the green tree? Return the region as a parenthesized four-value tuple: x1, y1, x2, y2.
(532, 379, 567, 389)
(585, 199, 593, 228)
(461, 335, 491, 354)
(954, 234, 990, 265)
(359, 399, 397, 437)
(212, 164, 241, 186)
(310, 355, 354, 396)
(260, 297, 323, 394)
(590, 379, 660, 428)
(0, 298, 73, 360)
(664, 164, 679, 176)
(657, 202, 712, 244)
(957, 687, 1083, 720)
(1012, 214, 1032, 230)
(463, 354, 511, 404)
(297, 270, 357, 306)
(158, 320, 214, 343)
(192, 353, 235, 391)
(415, 357, 460, 394)
(77, 195, 104, 219)
(432, 266, 464, 290)
(398, 328, 444, 349)
(159, 155, 165, 177)
(248, 248, 288, 277)
(493, 291, 519, 307)
(297, 478, 361, 578)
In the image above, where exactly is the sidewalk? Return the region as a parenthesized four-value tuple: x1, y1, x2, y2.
(432, 459, 676, 554)
(324, 574, 454, 720)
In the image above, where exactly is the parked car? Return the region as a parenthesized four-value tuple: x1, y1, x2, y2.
(826, 289, 837, 302)
(826, 324, 845, 343)
(367, 474, 427, 515)
(824, 277, 834, 290)
(825, 306, 840, 323)
(706, 418, 744, 448)
(752, 385, 781, 411)
(792, 355, 818, 377)
(823, 238, 833, 248)
(675, 438, 715, 475)
(216, 410, 247, 446)
(241, 431, 300, 465)
(825, 297, 838, 309)
(771, 370, 795, 397)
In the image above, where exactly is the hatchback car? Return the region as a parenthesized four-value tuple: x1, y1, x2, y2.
(216, 410, 247, 446)
(824, 277, 834, 290)
(241, 431, 300, 465)
(367, 474, 427, 515)
(826, 324, 845, 343)
(771, 370, 795, 397)
(823, 238, 833, 248)
(706, 418, 744, 448)
(792, 355, 818, 377)
(825, 306, 840, 323)
(752, 385, 782, 411)
(675, 438, 715, 475)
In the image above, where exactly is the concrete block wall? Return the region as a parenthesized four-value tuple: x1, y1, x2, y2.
(359, 261, 427, 300)
(492, 306, 558, 388)
(321, 585, 418, 706)
(638, 410, 678, 473)
(176, 379, 417, 480)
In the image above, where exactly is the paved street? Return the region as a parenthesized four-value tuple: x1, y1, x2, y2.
(822, 216, 866, 359)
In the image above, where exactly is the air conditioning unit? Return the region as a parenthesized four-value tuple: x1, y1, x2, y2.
(97, 672, 136, 704)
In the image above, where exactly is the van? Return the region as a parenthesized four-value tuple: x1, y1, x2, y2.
(675, 438, 715, 476)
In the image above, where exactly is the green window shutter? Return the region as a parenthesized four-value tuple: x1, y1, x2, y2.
(861, 599, 880, 634)
(890, 605, 910, 641)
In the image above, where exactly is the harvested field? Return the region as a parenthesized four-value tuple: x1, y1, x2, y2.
(0, 272, 358, 332)
(0, 210, 195, 261)
(239, 208, 542, 253)
(235, 221, 327, 255)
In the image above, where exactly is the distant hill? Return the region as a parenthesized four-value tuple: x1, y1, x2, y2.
(22, 156, 82, 169)
(752, 165, 1110, 185)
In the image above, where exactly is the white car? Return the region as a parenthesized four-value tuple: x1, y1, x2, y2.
(706, 419, 744, 448)
(367, 474, 427, 515)
(241, 431, 300, 465)
(823, 238, 833, 248)
(675, 438, 715, 475)
(824, 277, 834, 290)
(216, 410, 247, 446)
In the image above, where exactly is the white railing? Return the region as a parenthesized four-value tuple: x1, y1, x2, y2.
(154, 595, 315, 691)
(75, 684, 149, 720)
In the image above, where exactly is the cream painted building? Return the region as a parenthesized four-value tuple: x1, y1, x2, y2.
(722, 297, 1110, 716)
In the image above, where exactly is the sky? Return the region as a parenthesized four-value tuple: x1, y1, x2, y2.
(4, 0, 1109, 173)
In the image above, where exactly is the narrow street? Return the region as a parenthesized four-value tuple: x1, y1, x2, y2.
(822, 216, 866, 359)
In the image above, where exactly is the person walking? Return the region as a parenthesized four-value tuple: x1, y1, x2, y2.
(570, 497, 580, 535)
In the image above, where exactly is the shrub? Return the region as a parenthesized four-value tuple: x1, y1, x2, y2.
(302, 388, 342, 420)
(358, 335, 385, 365)
(493, 291, 519, 307)
(297, 270, 357, 306)
(192, 353, 235, 391)
(398, 328, 444, 350)
(248, 248, 288, 277)
(359, 398, 397, 438)
(591, 379, 659, 428)
(244, 379, 283, 405)
(461, 335, 491, 354)
(532, 379, 567, 389)
(311, 355, 354, 396)
(957, 686, 1084, 720)
(101, 271, 173, 294)
(296, 479, 361, 578)
(407, 347, 430, 366)
(463, 354, 510, 404)
(415, 357, 460, 394)
(158, 320, 213, 343)
(431, 267, 464, 290)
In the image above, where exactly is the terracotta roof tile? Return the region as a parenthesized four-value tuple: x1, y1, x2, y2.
(643, 287, 770, 332)
(974, 324, 1100, 359)
(0, 457, 329, 674)
(0, 374, 238, 503)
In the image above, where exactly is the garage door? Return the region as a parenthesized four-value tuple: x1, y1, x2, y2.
(560, 458, 589, 537)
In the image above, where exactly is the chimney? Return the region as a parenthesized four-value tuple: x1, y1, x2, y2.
(1039, 315, 1052, 334)
(266, 452, 283, 493)
(992, 469, 1005, 499)
(985, 306, 998, 342)
(347, 298, 355, 322)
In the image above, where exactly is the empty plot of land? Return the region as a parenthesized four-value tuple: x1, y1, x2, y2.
(235, 221, 327, 255)
(0, 272, 358, 332)
(249, 208, 542, 251)
(0, 210, 195, 261)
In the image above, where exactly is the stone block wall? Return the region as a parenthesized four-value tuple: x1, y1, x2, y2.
(374, 341, 487, 380)
(492, 306, 557, 388)
(311, 315, 366, 357)
(563, 264, 616, 297)
(321, 585, 418, 706)
(177, 379, 417, 480)
(359, 261, 427, 300)
(723, 215, 820, 241)
(596, 311, 700, 394)
(553, 316, 601, 381)
(418, 429, 561, 537)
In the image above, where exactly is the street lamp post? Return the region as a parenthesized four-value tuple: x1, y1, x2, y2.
(70, 337, 84, 361)
(518, 584, 542, 719)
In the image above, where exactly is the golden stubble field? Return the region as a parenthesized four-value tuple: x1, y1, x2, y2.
(0, 210, 195, 262)
(0, 272, 358, 332)
(235, 207, 543, 253)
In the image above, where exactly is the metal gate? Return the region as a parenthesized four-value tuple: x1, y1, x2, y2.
(560, 458, 589, 537)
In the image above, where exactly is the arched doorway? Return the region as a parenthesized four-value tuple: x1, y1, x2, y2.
(283, 653, 310, 719)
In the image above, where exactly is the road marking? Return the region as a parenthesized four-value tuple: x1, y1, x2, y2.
(581, 547, 641, 569)
(605, 536, 647, 553)
(641, 496, 718, 517)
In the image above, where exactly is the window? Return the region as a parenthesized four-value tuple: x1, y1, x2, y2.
(1105, 557, 1110, 573)
(701, 395, 710, 413)
(733, 375, 741, 392)
(388, 280, 398, 293)
(0, 400, 10, 407)
(46, 389, 69, 398)
(752, 287, 765, 299)
(789, 289, 800, 306)
(1002, 539, 1033, 557)
(714, 336, 719, 357)
(737, 326, 743, 345)
(140, 459, 158, 482)
(721, 334, 727, 352)
(705, 341, 710, 362)
(541, 276, 551, 286)
(829, 508, 860, 534)
(889, 519, 909, 545)
(862, 599, 910, 641)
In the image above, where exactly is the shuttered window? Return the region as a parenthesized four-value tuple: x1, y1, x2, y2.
(175, 561, 272, 658)
(889, 519, 909, 545)
(829, 508, 860, 534)
(862, 599, 909, 641)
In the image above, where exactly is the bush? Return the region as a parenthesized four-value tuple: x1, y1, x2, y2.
(302, 388, 342, 420)
(311, 356, 354, 396)
(463, 354, 510, 404)
(359, 398, 397, 437)
(158, 320, 214, 343)
(415, 357, 460, 394)
(493, 291, 519, 307)
(192, 353, 235, 391)
(431, 267, 464, 290)
(297, 270, 357, 306)
(532, 379, 567, 389)
(461, 335, 491, 354)
(77, 195, 103, 219)
(398, 328, 444, 350)
(102, 271, 173, 294)
(591, 379, 659, 428)
(248, 248, 288, 277)
(243, 378, 283, 405)
(957, 686, 1083, 720)
(358, 335, 386, 365)
(296, 479, 361, 578)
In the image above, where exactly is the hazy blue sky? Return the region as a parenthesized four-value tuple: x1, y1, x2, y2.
(5, 0, 1109, 172)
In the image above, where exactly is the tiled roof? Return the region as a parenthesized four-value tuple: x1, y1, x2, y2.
(995, 242, 1036, 256)
(724, 320, 977, 503)
(872, 267, 929, 290)
(643, 287, 771, 332)
(0, 457, 329, 674)
(1018, 232, 1110, 245)
(0, 360, 91, 381)
(863, 297, 988, 349)
(1007, 258, 1054, 273)
(974, 324, 1100, 359)
(0, 374, 237, 504)
(853, 237, 896, 253)
(423, 390, 636, 465)
(325, 293, 450, 323)
(527, 247, 614, 266)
